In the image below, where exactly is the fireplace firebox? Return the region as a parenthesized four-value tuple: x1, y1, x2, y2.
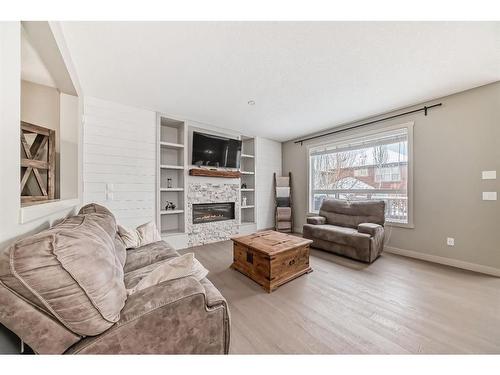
(192, 202, 235, 224)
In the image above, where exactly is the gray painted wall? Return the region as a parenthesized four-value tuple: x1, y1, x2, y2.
(282, 82, 500, 270)
(256, 137, 282, 230)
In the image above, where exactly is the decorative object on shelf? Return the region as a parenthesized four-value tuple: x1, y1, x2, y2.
(242, 196, 247, 206)
(167, 178, 173, 189)
(241, 183, 247, 189)
(20, 122, 56, 205)
(274, 172, 293, 233)
(165, 201, 177, 210)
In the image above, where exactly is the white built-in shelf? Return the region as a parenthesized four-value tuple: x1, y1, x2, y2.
(160, 164, 184, 170)
(160, 209, 184, 215)
(158, 115, 188, 242)
(160, 141, 184, 149)
(161, 229, 186, 236)
(240, 137, 256, 229)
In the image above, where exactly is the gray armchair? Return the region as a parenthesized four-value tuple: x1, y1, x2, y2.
(303, 199, 385, 263)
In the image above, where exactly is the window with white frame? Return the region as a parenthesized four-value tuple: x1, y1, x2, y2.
(308, 125, 412, 224)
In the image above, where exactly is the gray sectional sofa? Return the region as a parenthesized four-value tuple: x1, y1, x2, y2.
(303, 199, 386, 263)
(0, 203, 230, 354)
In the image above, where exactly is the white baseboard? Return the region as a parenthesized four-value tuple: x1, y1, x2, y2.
(293, 225, 499, 277)
(384, 246, 500, 277)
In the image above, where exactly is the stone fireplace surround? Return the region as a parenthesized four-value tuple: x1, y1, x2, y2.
(186, 181, 240, 247)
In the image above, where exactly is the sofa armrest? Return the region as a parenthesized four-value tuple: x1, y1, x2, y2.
(65, 276, 230, 354)
(199, 278, 227, 309)
(306, 216, 326, 225)
(358, 223, 383, 237)
(359, 223, 385, 262)
(0, 281, 81, 354)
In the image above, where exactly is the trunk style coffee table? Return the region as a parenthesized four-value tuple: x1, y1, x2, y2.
(230, 230, 313, 292)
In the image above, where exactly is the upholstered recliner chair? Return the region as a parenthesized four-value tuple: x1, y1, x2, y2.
(303, 199, 385, 263)
(0, 203, 230, 354)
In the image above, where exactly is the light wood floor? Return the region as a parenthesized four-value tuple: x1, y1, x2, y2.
(181, 240, 500, 354)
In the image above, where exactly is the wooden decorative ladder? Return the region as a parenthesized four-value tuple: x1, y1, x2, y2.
(273, 172, 294, 233)
(20, 122, 55, 204)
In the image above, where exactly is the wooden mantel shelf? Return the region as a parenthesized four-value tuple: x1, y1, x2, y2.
(189, 168, 241, 178)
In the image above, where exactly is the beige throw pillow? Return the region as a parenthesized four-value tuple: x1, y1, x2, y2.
(126, 253, 208, 295)
(117, 225, 141, 249)
(117, 221, 161, 249)
(136, 221, 161, 245)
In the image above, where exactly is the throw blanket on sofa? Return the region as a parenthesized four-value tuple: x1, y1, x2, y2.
(126, 253, 208, 296)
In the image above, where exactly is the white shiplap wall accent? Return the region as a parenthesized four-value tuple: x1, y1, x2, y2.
(83, 97, 156, 228)
(255, 137, 282, 230)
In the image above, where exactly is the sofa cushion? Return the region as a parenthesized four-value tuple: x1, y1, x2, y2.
(303, 224, 371, 250)
(79, 202, 113, 216)
(319, 199, 385, 228)
(114, 234, 127, 268)
(80, 203, 127, 269)
(64, 276, 229, 354)
(0, 211, 126, 336)
(124, 241, 178, 274)
(125, 253, 209, 295)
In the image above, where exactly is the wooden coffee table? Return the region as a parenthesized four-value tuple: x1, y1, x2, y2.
(230, 230, 313, 292)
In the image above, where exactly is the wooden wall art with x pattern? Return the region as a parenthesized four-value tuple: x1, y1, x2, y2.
(20, 121, 55, 205)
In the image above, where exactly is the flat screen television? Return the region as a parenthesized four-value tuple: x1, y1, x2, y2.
(192, 131, 242, 168)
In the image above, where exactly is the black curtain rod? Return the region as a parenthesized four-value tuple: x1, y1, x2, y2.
(294, 103, 442, 145)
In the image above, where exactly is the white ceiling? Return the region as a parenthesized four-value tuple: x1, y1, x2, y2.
(61, 22, 500, 142)
(22, 22, 78, 95)
(21, 26, 57, 88)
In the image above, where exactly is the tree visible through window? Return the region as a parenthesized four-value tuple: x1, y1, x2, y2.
(309, 127, 410, 224)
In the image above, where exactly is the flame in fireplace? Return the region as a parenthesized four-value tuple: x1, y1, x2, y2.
(192, 202, 235, 224)
(195, 213, 226, 222)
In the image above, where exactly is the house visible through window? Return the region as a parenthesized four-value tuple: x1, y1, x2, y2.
(374, 166, 401, 182)
(353, 168, 369, 177)
(308, 125, 411, 224)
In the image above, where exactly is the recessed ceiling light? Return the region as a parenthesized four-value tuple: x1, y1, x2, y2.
(247, 100, 255, 106)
